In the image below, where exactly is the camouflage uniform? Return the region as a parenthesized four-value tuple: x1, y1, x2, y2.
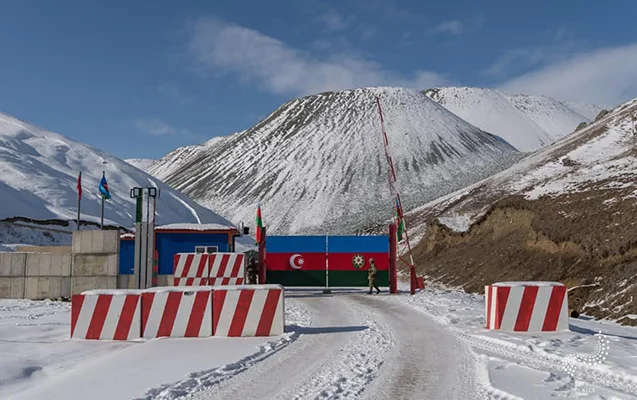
(368, 258, 381, 294)
(246, 257, 258, 284)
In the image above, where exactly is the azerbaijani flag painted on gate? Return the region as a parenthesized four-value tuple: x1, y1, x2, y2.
(265, 235, 389, 287)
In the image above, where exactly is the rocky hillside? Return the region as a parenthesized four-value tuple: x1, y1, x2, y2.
(149, 87, 521, 235)
(409, 98, 637, 324)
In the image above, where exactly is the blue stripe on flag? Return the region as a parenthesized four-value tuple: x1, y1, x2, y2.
(327, 236, 389, 253)
(266, 236, 327, 253)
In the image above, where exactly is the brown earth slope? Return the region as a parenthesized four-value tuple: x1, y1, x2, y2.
(410, 99, 637, 325)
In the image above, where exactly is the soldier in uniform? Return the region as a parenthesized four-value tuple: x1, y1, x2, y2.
(246, 257, 258, 284)
(368, 257, 381, 294)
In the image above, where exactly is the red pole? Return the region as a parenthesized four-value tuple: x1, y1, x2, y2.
(258, 226, 267, 284)
(389, 223, 397, 294)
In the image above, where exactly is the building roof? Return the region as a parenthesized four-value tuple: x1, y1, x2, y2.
(155, 223, 238, 233)
(120, 224, 239, 239)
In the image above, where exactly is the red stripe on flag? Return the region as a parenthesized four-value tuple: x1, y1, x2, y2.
(141, 293, 154, 336)
(495, 287, 511, 330)
(86, 295, 112, 339)
(514, 286, 539, 331)
(71, 295, 85, 337)
(543, 286, 567, 331)
(185, 291, 210, 337)
(157, 292, 182, 337)
(213, 290, 227, 334)
(114, 295, 139, 340)
(256, 290, 281, 336)
(228, 290, 254, 337)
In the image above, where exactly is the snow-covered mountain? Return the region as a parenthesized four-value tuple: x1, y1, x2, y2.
(125, 158, 156, 172)
(408, 97, 637, 323)
(0, 112, 235, 229)
(149, 87, 521, 235)
(424, 87, 603, 152)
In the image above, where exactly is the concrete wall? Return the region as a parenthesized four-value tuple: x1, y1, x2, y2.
(16, 246, 72, 254)
(0, 253, 27, 299)
(71, 230, 119, 295)
(0, 252, 72, 300)
(0, 230, 120, 299)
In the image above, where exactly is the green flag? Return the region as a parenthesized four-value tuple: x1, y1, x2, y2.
(395, 197, 405, 241)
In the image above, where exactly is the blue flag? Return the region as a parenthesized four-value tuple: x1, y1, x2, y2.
(99, 172, 111, 199)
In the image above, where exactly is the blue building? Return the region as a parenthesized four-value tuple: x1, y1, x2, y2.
(119, 224, 240, 276)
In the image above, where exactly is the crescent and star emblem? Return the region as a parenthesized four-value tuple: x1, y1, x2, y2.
(289, 253, 305, 269)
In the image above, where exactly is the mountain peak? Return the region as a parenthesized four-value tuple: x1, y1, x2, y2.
(149, 86, 520, 235)
(422, 87, 604, 152)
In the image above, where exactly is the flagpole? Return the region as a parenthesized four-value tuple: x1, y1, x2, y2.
(77, 196, 81, 230)
(76, 171, 82, 230)
(101, 196, 104, 229)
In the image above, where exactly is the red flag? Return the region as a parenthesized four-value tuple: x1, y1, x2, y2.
(77, 171, 82, 199)
(256, 203, 263, 244)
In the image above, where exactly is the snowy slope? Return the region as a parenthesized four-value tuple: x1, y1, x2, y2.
(0, 112, 234, 229)
(424, 87, 603, 152)
(148, 135, 231, 181)
(416, 97, 637, 230)
(125, 158, 156, 172)
(149, 87, 521, 235)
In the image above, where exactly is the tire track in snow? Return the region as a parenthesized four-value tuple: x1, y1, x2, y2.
(189, 293, 384, 400)
(278, 308, 394, 400)
(135, 298, 311, 400)
(456, 330, 637, 397)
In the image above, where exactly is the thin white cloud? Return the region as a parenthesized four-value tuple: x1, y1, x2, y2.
(134, 119, 188, 136)
(486, 46, 565, 78)
(428, 20, 464, 35)
(188, 16, 448, 96)
(157, 83, 193, 104)
(498, 43, 637, 107)
(319, 9, 350, 31)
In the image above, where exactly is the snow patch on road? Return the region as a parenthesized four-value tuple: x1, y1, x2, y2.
(283, 315, 394, 400)
(136, 300, 312, 400)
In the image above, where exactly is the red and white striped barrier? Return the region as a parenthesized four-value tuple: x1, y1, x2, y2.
(71, 290, 142, 340)
(208, 253, 245, 286)
(142, 287, 213, 338)
(213, 284, 284, 337)
(485, 282, 569, 332)
(173, 253, 209, 286)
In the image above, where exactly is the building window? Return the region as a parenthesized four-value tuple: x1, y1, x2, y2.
(195, 246, 219, 254)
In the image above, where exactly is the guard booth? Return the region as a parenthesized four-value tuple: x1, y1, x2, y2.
(119, 224, 240, 282)
(265, 235, 390, 287)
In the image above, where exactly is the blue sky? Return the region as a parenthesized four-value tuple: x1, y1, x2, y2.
(1, 0, 636, 160)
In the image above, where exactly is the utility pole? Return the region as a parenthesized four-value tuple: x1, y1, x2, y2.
(130, 186, 158, 289)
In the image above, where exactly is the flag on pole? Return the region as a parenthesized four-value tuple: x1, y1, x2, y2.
(395, 197, 405, 242)
(99, 172, 111, 199)
(256, 202, 263, 245)
(77, 171, 82, 199)
(76, 171, 82, 230)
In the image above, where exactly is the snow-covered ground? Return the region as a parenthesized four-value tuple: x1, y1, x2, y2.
(398, 283, 637, 399)
(2, 284, 637, 399)
(0, 297, 310, 400)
